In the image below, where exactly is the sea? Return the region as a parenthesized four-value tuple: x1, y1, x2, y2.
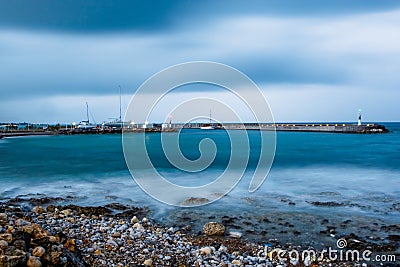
(1, 122, 399, 246)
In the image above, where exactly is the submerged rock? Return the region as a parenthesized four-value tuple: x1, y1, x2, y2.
(104, 203, 129, 211)
(181, 197, 210, 206)
(307, 201, 345, 207)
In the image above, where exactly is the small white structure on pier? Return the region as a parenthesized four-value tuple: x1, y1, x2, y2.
(142, 121, 150, 129)
(358, 109, 362, 126)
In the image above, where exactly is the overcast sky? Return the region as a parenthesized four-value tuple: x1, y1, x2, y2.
(1, 0, 399, 123)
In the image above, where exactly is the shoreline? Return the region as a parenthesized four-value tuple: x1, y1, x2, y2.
(0, 197, 398, 266)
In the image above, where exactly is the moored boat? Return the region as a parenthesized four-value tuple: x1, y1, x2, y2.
(76, 102, 97, 130)
(200, 110, 215, 130)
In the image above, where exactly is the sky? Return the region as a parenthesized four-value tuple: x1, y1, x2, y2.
(1, 0, 399, 123)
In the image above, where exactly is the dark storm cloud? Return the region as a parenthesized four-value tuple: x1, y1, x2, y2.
(0, 0, 179, 33)
(1, 0, 400, 33)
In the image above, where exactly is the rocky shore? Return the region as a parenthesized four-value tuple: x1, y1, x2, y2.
(0, 197, 398, 267)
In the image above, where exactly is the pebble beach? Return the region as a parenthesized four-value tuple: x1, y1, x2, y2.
(0, 197, 398, 267)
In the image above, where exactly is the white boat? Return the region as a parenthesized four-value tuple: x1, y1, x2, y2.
(76, 102, 97, 130)
(200, 110, 215, 130)
(200, 124, 215, 130)
(76, 121, 96, 130)
(103, 120, 125, 129)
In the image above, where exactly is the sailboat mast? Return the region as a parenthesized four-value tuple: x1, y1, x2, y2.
(86, 102, 89, 124)
(118, 85, 122, 122)
(209, 109, 212, 124)
(118, 85, 123, 129)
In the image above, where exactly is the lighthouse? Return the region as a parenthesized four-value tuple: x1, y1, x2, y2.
(357, 109, 362, 126)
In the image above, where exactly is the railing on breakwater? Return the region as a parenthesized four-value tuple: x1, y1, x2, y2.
(221, 123, 388, 134)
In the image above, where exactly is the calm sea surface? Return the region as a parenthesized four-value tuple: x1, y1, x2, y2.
(1, 123, 399, 242)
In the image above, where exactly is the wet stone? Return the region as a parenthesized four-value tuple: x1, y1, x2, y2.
(203, 222, 225, 236)
(27, 256, 42, 267)
(32, 246, 45, 257)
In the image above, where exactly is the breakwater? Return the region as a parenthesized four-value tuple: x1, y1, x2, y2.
(0, 123, 389, 137)
(222, 123, 389, 134)
(0, 131, 57, 138)
(181, 122, 388, 134)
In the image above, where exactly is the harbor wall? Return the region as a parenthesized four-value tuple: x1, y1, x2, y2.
(0, 123, 389, 137)
(221, 123, 388, 133)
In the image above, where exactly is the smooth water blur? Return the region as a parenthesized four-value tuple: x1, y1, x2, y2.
(0, 123, 399, 222)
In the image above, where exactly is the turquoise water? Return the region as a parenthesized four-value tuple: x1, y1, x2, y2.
(0, 123, 399, 226)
